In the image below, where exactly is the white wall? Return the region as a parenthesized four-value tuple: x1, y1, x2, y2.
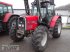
(55, 10, 70, 27)
(13, 10, 70, 25)
(61, 16, 68, 23)
(14, 10, 25, 15)
(55, 10, 70, 16)
(67, 17, 70, 23)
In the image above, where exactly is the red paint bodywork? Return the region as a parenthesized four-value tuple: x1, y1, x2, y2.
(50, 16, 61, 28)
(3, 13, 12, 22)
(24, 16, 39, 30)
(0, 2, 12, 6)
(22, 15, 61, 31)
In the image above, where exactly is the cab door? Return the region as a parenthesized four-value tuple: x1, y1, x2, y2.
(47, 4, 55, 21)
(0, 4, 8, 20)
(0, 4, 3, 31)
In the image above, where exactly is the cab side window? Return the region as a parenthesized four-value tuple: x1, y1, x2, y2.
(48, 4, 54, 17)
(47, 4, 55, 21)
(8, 6, 13, 13)
(3, 5, 8, 13)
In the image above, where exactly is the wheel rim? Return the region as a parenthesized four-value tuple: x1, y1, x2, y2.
(58, 23, 61, 34)
(16, 21, 24, 38)
(41, 32, 47, 46)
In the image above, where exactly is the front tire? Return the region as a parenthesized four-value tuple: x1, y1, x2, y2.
(32, 25, 48, 52)
(8, 16, 25, 42)
(52, 18, 62, 38)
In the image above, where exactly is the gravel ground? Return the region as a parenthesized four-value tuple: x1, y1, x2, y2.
(0, 29, 70, 52)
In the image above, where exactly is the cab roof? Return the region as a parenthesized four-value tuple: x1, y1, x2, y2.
(0, 2, 12, 6)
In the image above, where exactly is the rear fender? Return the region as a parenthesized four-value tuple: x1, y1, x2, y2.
(50, 16, 61, 28)
(3, 13, 19, 22)
(3, 13, 12, 22)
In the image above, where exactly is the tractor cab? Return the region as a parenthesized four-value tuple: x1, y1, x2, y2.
(31, 0, 55, 25)
(0, 2, 13, 20)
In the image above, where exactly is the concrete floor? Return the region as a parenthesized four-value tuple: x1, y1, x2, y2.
(0, 29, 70, 52)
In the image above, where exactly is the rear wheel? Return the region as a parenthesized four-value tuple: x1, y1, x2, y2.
(32, 25, 48, 52)
(52, 18, 62, 38)
(8, 16, 25, 42)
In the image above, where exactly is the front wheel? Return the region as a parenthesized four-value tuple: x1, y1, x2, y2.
(32, 25, 48, 52)
(8, 16, 25, 42)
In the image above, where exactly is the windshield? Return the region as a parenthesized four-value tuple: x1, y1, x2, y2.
(31, 6, 46, 17)
(31, 6, 37, 15)
(31, 2, 54, 18)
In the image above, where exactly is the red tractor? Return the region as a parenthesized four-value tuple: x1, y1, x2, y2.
(9, 0, 62, 52)
(0, 2, 20, 33)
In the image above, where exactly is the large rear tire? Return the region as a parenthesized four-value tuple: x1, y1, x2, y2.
(8, 16, 25, 42)
(32, 25, 48, 52)
(52, 18, 62, 38)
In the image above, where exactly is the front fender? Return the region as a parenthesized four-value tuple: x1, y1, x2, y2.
(50, 16, 61, 28)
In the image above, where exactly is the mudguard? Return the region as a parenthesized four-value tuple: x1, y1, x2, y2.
(3, 13, 19, 23)
(50, 15, 61, 28)
(3, 13, 12, 22)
